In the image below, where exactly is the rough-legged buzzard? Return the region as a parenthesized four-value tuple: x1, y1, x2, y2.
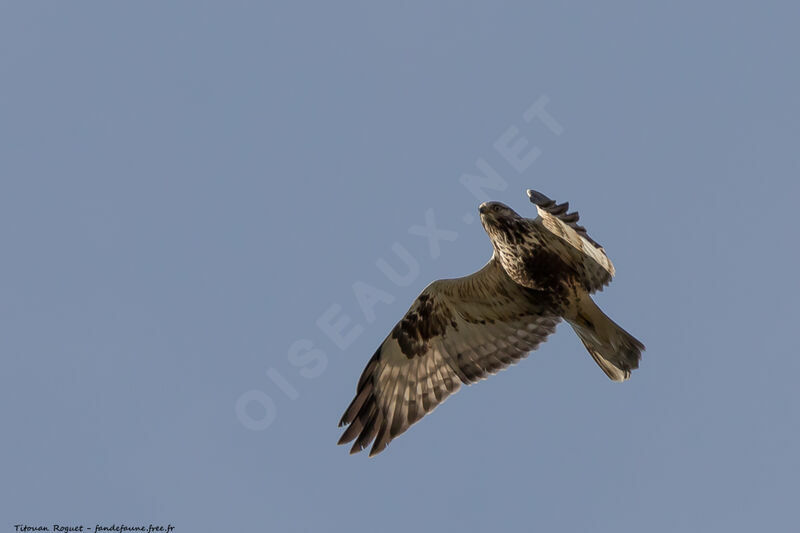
(338, 189, 645, 456)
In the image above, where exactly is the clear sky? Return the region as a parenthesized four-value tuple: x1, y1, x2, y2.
(2, 2, 798, 532)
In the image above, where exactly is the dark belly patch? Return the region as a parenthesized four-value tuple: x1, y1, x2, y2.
(521, 249, 574, 289)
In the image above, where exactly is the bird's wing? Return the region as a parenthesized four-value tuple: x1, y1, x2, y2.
(527, 189, 615, 292)
(338, 258, 560, 456)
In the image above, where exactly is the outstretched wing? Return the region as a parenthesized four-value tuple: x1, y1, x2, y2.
(338, 258, 560, 456)
(527, 189, 615, 292)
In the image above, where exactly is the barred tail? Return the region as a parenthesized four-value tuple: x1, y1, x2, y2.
(567, 295, 644, 382)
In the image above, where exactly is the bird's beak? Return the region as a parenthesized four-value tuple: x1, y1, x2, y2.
(479, 202, 489, 215)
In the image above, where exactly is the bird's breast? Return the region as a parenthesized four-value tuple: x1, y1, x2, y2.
(496, 235, 574, 296)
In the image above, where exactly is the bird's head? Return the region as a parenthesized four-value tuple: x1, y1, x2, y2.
(479, 201, 525, 246)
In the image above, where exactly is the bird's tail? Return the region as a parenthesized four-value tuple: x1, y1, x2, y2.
(565, 294, 644, 382)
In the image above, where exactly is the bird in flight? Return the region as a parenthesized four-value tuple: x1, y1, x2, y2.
(338, 189, 644, 456)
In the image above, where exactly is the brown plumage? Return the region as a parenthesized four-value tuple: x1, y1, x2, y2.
(338, 189, 645, 456)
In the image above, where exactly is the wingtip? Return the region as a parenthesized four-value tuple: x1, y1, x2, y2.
(368, 440, 388, 457)
(526, 189, 553, 207)
(349, 443, 365, 455)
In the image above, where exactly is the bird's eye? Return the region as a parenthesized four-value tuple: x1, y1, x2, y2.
(493, 205, 501, 212)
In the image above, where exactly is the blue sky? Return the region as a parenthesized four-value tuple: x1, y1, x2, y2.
(2, 2, 798, 532)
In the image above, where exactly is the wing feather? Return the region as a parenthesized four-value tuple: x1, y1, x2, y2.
(338, 258, 560, 456)
(527, 189, 615, 292)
